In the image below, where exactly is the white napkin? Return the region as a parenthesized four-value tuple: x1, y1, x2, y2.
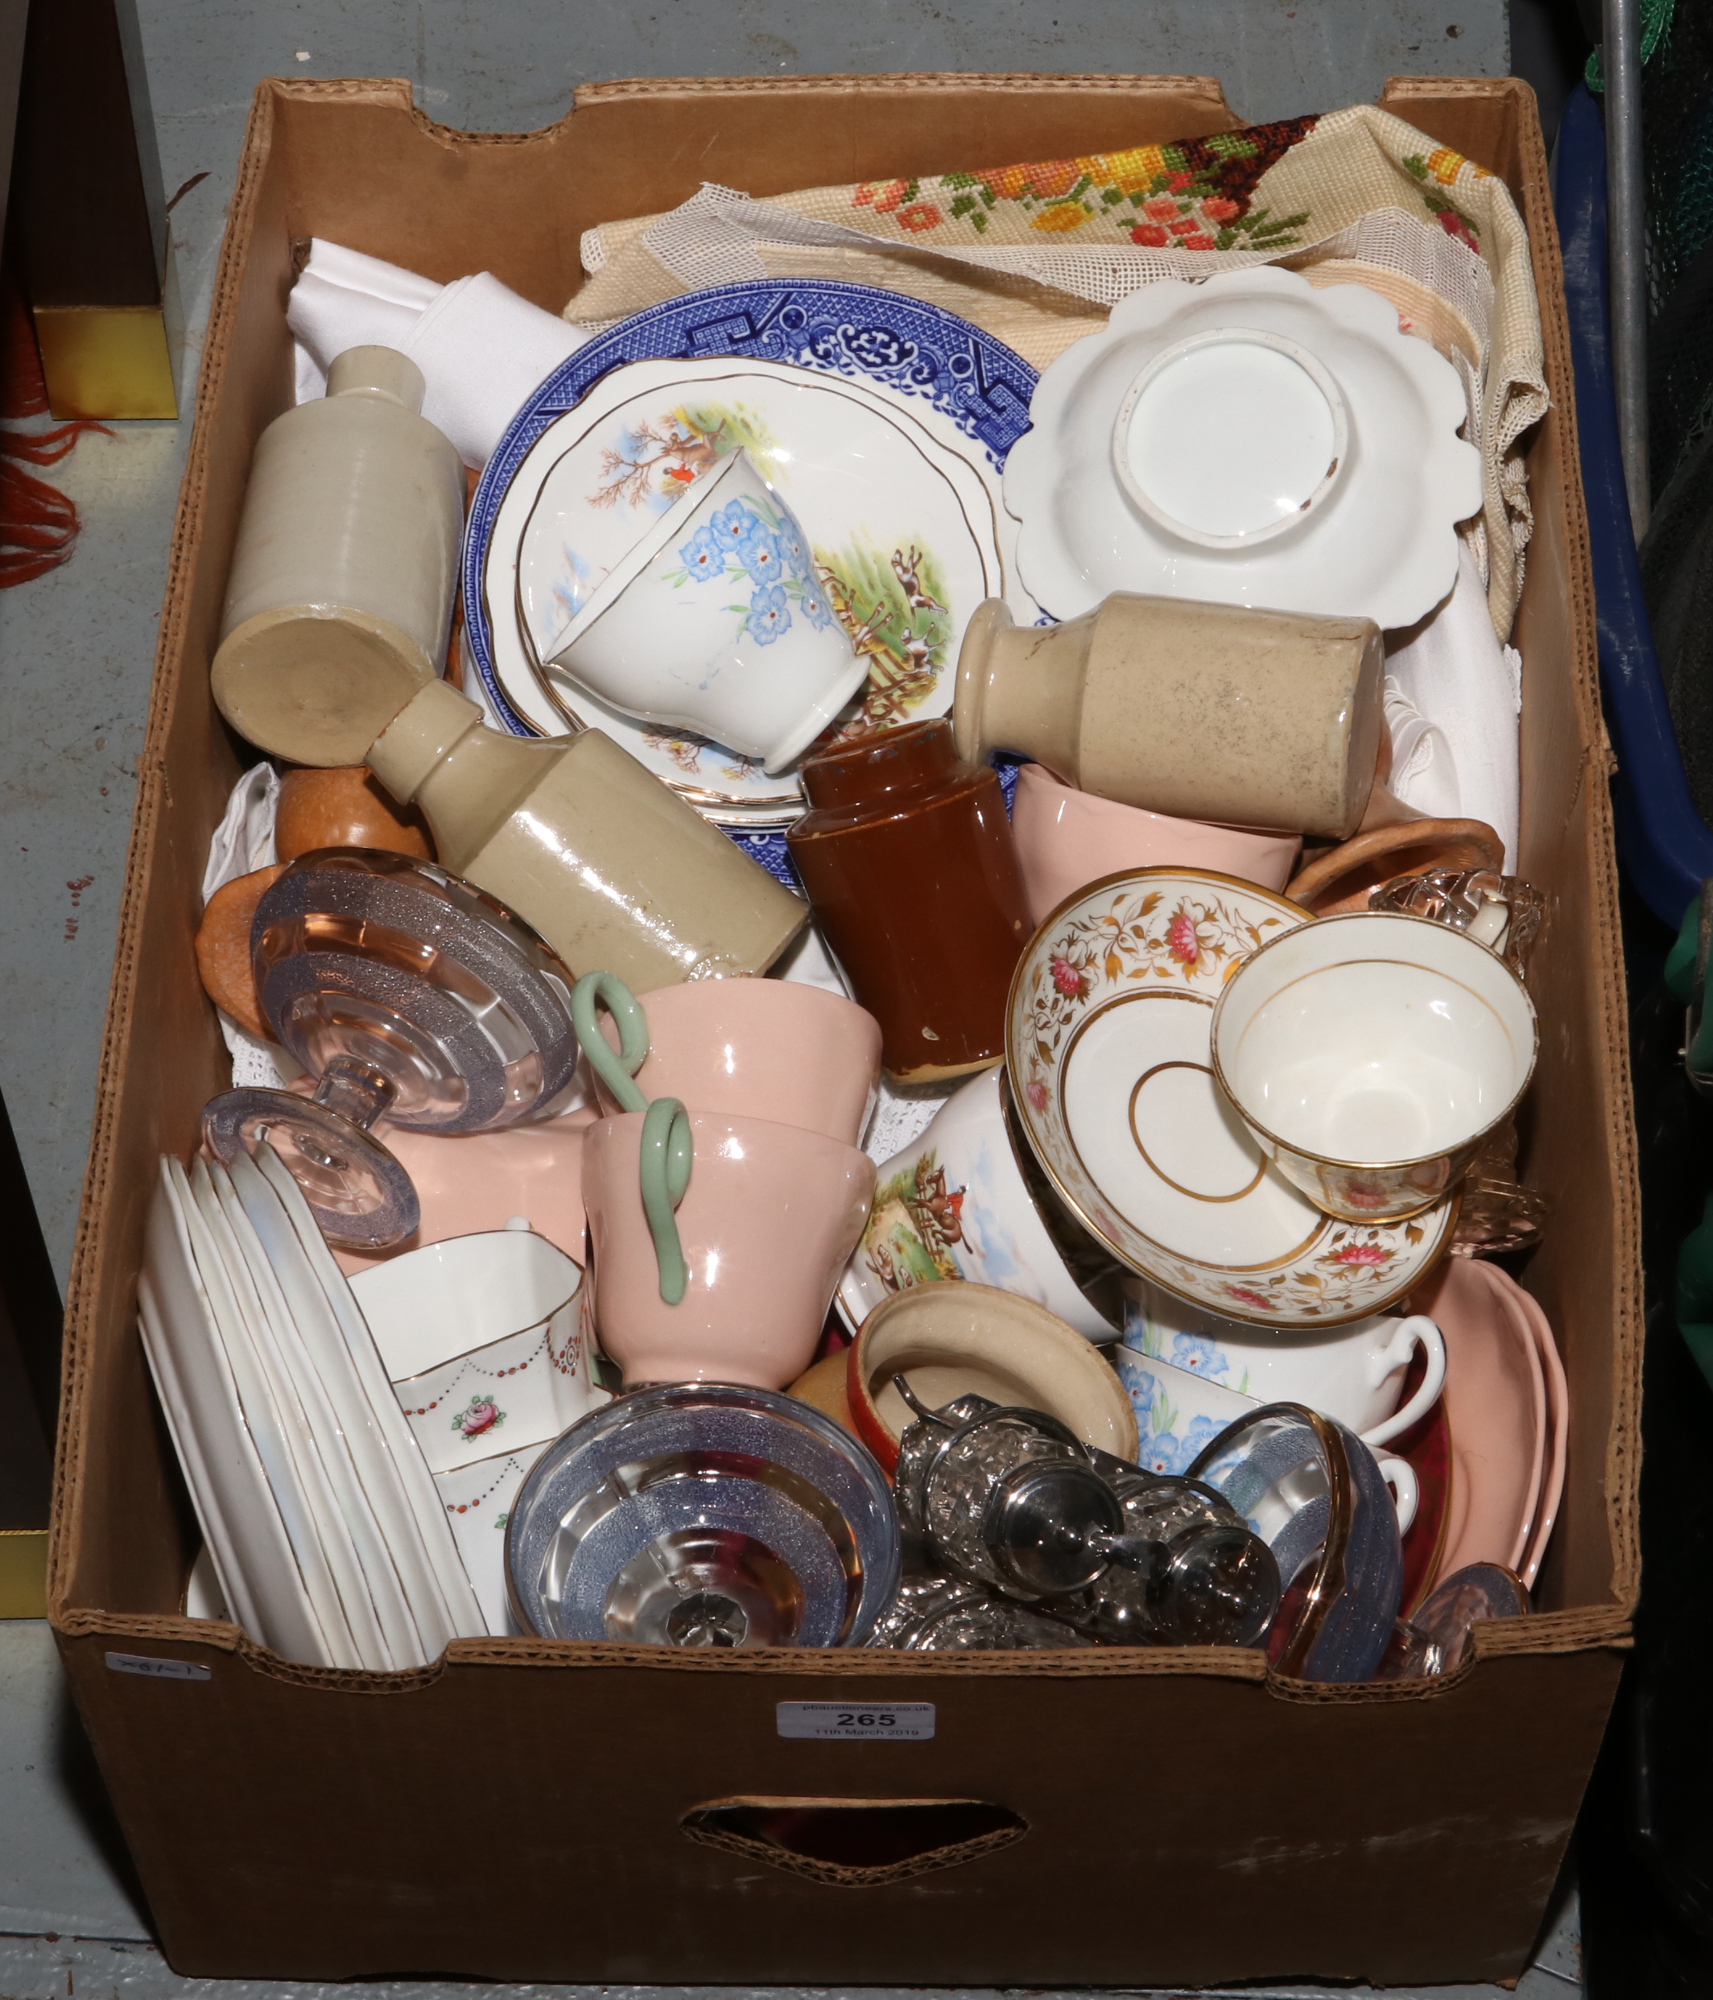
(1384, 542, 1523, 868)
(1383, 677, 1463, 824)
(201, 761, 279, 903)
(287, 240, 593, 469)
(288, 241, 440, 405)
(202, 764, 297, 1088)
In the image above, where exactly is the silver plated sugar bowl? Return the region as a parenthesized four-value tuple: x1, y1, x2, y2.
(893, 1383, 1279, 1647)
(866, 1572, 1093, 1651)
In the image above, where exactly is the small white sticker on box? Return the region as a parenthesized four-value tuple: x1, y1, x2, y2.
(776, 1700, 934, 1741)
(105, 1652, 211, 1682)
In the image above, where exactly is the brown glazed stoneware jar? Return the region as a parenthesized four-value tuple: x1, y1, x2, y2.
(787, 719, 1032, 1083)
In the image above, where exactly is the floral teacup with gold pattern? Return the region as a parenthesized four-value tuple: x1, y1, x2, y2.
(1004, 869, 1460, 1330)
(1210, 909, 1538, 1223)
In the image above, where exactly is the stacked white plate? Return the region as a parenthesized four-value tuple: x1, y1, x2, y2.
(140, 1145, 486, 1668)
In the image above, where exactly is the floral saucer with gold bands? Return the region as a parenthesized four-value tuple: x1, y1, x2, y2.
(1004, 866, 1458, 1328)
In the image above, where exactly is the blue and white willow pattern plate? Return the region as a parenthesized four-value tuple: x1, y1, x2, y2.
(463, 282, 1040, 884)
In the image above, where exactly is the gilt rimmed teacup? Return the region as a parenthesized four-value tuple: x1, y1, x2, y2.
(1210, 909, 1537, 1221)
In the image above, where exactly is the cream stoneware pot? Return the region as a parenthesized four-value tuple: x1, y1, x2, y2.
(848, 1283, 1138, 1473)
(212, 346, 465, 767)
(955, 592, 1384, 839)
(367, 680, 808, 992)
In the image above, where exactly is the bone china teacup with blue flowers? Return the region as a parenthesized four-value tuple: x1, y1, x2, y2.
(1118, 1275, 1446, 1451)
(1115, 1349, 1419, 1536)
(546, 448, 867, 773)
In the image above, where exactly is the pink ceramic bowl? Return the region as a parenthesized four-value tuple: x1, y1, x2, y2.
(595, 978, 881, 1147)
(1413, 1257, 1557, 1585)
(1012, 763, 1302, 925)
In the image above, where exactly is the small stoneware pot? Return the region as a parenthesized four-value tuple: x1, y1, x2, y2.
(593, 976, 881, 1147)
(787, 718, 1033, 1083)
(1211, 909, 1539, 1222)
(788, 1348, 859, 1434)
(1286, 817, 1506, 915)
(954, 592, 1384, 838)
(582, 1107, 875, 1390)
(212, 347, 465, 767)
(1011, 762, 1300, 922)
(847, 1283, 1138, 1474)
(548, 449, 867, 773)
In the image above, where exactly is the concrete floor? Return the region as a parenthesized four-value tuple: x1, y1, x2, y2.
(0, 0, 1594, 1991)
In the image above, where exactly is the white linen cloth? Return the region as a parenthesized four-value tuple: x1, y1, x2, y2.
(288, 241, 593, 469)
(201, 763, 296, 1085)
(1384, 543, 1523, 868)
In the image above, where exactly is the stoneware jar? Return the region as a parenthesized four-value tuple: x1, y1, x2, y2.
(785, 718, 1033, 1083)
(954, 592, 1384, 839)
(211, 346, 465, 766)
(367, 680, 807, 990)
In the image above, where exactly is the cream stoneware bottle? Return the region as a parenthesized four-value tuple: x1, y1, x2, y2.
(211, 346, 465, 766)
(367, 681, 807, 990)
(954, 592, 1385, 839)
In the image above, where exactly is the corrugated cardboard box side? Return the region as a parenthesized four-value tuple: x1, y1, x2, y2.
(47, 72, 1639, 1989)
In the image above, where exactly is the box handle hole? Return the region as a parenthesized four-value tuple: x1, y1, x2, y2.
(681, 1796, 1027, 1886)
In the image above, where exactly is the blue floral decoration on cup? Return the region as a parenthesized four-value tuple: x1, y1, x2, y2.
(671, 492, 831, 649)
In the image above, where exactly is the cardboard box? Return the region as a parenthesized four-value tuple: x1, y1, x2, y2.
(48, 73, 1639, 1988)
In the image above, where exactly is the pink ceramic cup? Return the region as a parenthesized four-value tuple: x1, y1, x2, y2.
(594, 979, 882, 1146)
(582, 1107, 877, 1390)
(1011, 763, 1303, 924)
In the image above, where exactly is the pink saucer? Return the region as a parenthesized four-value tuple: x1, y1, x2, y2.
(332, 1111, 592, 1278)
(1505, 1275, 1568, 1588)
(1414, 1258, 1547, 1583)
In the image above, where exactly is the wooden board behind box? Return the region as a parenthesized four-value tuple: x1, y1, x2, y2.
(46, 73, 1638, 1988)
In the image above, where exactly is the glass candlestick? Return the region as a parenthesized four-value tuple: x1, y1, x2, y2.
(202, 849, 580, 1249)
